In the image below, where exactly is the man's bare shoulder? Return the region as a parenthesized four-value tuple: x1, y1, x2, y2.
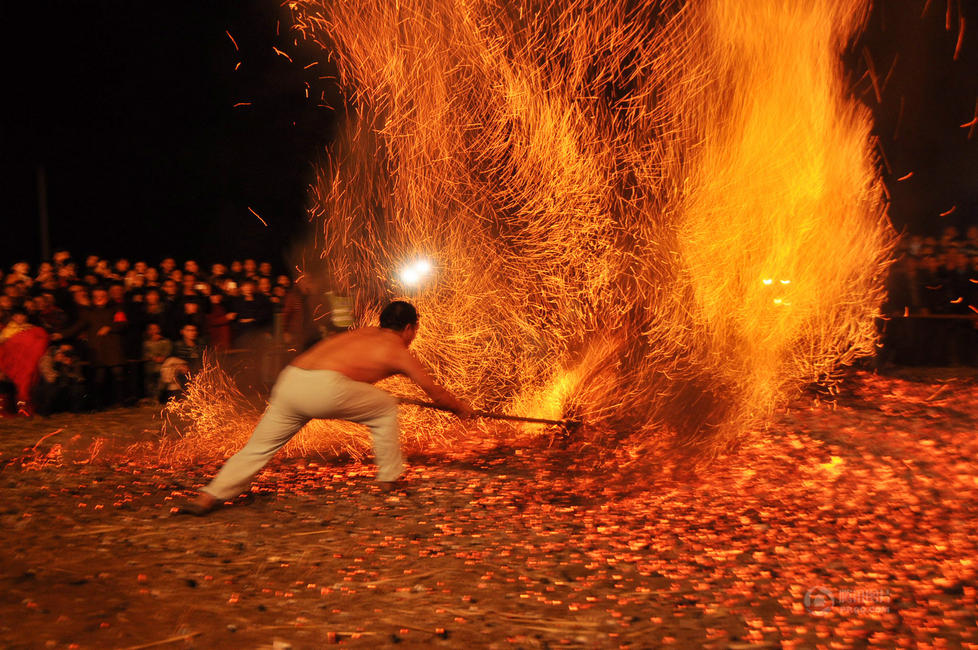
(355, 328, 412, 359)
(344, 327, 401, 349)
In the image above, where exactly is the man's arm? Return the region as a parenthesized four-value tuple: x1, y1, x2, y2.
(394, 349, 473, 418)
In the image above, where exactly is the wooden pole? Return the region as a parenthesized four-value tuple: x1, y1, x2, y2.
(397, 397, 576, 427)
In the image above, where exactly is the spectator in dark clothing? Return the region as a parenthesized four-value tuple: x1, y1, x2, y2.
(126, 271, 147, 294)
(143, 323, 172, 400)
(143, 288, 167, 329)
(176, 300, 207, 337)
(206, 293, 233, 352)
(52, 250, 71, 268)
(107, 283, 127, 312)
(8, 262, 33, 289)
(161, 278, 180, 302)
(23, 296, 42, 326)
(34, 273, 61, 297)
(67, 285, 91, 323)
(180, 274, 202, 304)
(94, 259, 115, 282)
(64, 287, 127, 408)
(210, 263, 227, 287)
(35, 293, 69, 334)
(243, 259, 258, 280)
(159, 280, 183, 338)
(0, 295, 14, 325)
(229, 260, 244, 282)
(57, 262, 78, 289)
(33, 343, 86, 415)
(172, 323, 205, 373)
(107, 282, 142, 396)
(3, 283, 24, 308)
(282, 277, 322, 351)
(272, 284, 287, 306)
(232, 280, 273, 345)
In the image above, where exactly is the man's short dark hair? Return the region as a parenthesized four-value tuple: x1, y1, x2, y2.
(379, 301, 418, 331)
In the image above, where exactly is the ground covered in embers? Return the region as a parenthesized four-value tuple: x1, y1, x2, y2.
(1, 369, 976, 648)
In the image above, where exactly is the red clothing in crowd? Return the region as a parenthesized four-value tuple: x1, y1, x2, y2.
(0, 327, 50, 414)
(206, 304, 233, 351)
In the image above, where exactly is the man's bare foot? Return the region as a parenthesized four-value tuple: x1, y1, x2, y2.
(177, 492, 220, 516)
(378, 480, 409, 496)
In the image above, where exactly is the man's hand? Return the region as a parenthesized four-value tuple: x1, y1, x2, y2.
(97, 326, 111, 336)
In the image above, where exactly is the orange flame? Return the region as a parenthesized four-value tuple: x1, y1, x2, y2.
(171, 0, 894, 467)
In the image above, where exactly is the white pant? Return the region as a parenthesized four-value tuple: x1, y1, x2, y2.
(203, 366, 403, 500)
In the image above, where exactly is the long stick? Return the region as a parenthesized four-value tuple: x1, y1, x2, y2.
(397, 397, 574, 427)
(121, 631, 202, 650)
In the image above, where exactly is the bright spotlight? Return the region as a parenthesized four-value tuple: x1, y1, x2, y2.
(399, 258, 434, 287)
(400, 266, 422, 286)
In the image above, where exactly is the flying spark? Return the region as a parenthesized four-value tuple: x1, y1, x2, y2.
(248, 206, 268, 227)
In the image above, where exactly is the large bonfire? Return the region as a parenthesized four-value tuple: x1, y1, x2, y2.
(167, 0, 893, 467)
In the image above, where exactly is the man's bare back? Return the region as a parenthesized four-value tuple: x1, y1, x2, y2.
(292, 327, 409, 383)
(292, 327, 470, 414)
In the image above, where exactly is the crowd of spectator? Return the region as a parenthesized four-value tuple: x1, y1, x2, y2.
(1, 226, 975, 417)
(0, 251, 341, 418)
(883, 225, 978, 366)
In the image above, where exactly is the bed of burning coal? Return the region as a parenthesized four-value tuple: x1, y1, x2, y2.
(1, 368, 976, 649)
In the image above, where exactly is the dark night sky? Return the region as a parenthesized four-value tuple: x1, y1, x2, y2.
(5, 0, 338, 270)
(854, 0, 978, 235)
(4, 0, 977, 270)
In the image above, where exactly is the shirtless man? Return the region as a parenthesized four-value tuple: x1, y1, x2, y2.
(182, 300, 472, 515)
